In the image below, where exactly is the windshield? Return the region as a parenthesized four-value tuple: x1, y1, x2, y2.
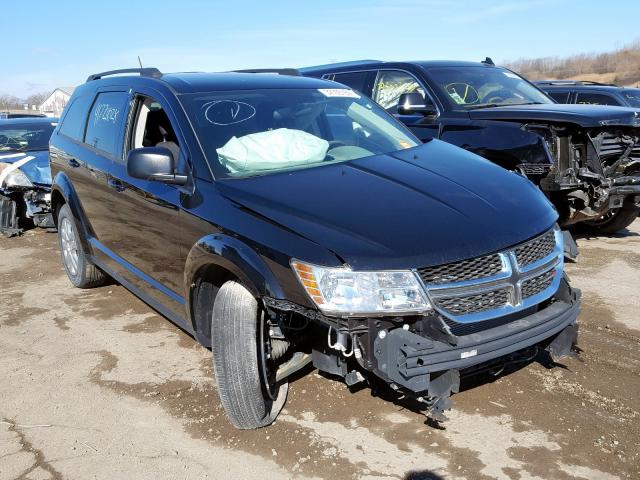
(0, 122, 56, 152)
(621, 89, 640, 108)
(181, 88, 419, 179)
(426, 66, 553, 109)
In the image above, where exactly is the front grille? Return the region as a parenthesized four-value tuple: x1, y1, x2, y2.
(598, 134, 640, 162)
(599, 134, 627, 159)
(515, 230, 556, 267)
(522, 270, 555, 299)
(420, 227, 561, 325)
(418, 253, 502, 285)
(435, 288, 510, 316)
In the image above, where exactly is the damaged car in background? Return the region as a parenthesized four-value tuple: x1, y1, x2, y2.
(302, 59, 640, 234)
(0, 117, 56, 236)
(50, 68, 580, 429)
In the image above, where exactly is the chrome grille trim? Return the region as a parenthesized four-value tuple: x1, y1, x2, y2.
(417, 253, 503, 285)
(417, 227, 564, 325)
(515, 229, 556, 267)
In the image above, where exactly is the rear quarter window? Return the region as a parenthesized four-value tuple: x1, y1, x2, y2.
(84, 91, 129, 157)
(58, 94, 94, 141)
(547, 91, 570, 103)
(330, 71, 371, 93)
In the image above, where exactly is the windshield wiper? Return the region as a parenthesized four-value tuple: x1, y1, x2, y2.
(466, 103, 501, 110)
(467, 101, 545, 110)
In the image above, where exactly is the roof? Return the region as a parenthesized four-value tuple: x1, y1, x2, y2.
(81, 70, 336, 94)
(537, 82, 640, 93)
(300, 59, 501, 74)
(57, 86, 76, 96)
(161, 72, 334, 93)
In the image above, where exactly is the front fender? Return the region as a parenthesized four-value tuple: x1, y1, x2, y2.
(184, 233, 286, 324)
(440, 121, 552, 170)
(51, 171, 95, 254)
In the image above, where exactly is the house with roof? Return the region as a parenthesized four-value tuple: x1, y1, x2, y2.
(39, 86, 75, 117)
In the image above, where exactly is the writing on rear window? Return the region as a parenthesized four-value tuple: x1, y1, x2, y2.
(93, 103, 120, 125)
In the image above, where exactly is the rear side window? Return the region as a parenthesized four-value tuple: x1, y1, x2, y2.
(331, 71, 370, 93)
(547, 91, 570, 103)
(58, 94, 93, 141)
(576, 92, 622, 106)
(85, 91, 129, 157)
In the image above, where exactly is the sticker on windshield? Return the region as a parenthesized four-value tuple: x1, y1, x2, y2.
(318, 89, 360, 99)
(503, 71, 520, 79)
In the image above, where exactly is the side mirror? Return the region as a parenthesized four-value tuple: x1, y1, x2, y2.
(126, 147, 188, 185)
(397, 92, 437, 116)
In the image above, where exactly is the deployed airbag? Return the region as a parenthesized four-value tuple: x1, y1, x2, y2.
(216, 128, 329, 174)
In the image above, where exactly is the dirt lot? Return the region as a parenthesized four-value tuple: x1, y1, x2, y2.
(1, 221, 639, 480)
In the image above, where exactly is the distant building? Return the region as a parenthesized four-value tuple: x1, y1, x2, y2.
(39, 87, 75, 117)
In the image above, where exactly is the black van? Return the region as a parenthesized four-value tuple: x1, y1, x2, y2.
(50, 68, 579, 428)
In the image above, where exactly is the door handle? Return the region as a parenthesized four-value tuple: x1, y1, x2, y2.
(107, 178, 125, 192)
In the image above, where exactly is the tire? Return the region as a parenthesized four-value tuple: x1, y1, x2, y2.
(57, 204, 106, 288)
(581, 201, 640, 235)
(211, 280, 288, 429)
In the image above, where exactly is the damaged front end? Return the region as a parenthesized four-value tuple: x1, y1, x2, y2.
(0, 153, 54, 237)
(521, 123, 640, 227)
(262, 226, 581, 422)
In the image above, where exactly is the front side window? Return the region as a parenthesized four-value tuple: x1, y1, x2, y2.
(373, 70, 427, 112)
(85, 91, 129, 157)
(180, 88, 419, 179)
(128, 96, 181, 165)
(576, 92, 622, 106)
(426, 66, 553, 109)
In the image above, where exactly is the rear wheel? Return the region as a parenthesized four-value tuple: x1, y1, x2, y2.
(211, 280, 288, 429)
(581, 200, 639, 234)
(57, 204, 106, 288)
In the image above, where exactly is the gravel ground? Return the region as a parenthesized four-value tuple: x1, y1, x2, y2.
(1, 220, 639, 480)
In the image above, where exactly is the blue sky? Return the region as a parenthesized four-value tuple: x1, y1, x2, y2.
(4, 0, 639, 97)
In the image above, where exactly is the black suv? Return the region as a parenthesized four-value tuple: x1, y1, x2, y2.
(301, 60, 640, 234)
(50, 67, 579, 428)
(536, 80, 640, 109)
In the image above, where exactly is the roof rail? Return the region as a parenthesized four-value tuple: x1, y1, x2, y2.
(233, 68, 301, 76)
(86, 67, 162, 82)
(535, 79, 617, 87)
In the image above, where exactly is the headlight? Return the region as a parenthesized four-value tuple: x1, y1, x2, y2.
(0, 162, 34, 188)
(291, 260, 431, 316)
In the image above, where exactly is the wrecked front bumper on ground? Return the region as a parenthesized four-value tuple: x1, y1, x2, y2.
(0, 153, 54, 236)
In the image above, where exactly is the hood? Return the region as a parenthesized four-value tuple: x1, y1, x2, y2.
(468, 103, 640, 128)
(0, 150, 51, 187)
(216, 140, 557, 270)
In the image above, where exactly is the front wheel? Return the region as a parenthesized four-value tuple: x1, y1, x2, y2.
(581, 200, 639, 234)
(57, 204, 106, 288)
(211, 280, 288, 429)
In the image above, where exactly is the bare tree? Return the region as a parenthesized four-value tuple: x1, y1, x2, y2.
(0, 94, 24, 110)
(505, 38, 640, 85)
(25, 91, 51, 108)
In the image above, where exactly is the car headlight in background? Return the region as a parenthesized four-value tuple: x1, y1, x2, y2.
(291, 260, 431, 316)
(0, 163, 34, 188)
